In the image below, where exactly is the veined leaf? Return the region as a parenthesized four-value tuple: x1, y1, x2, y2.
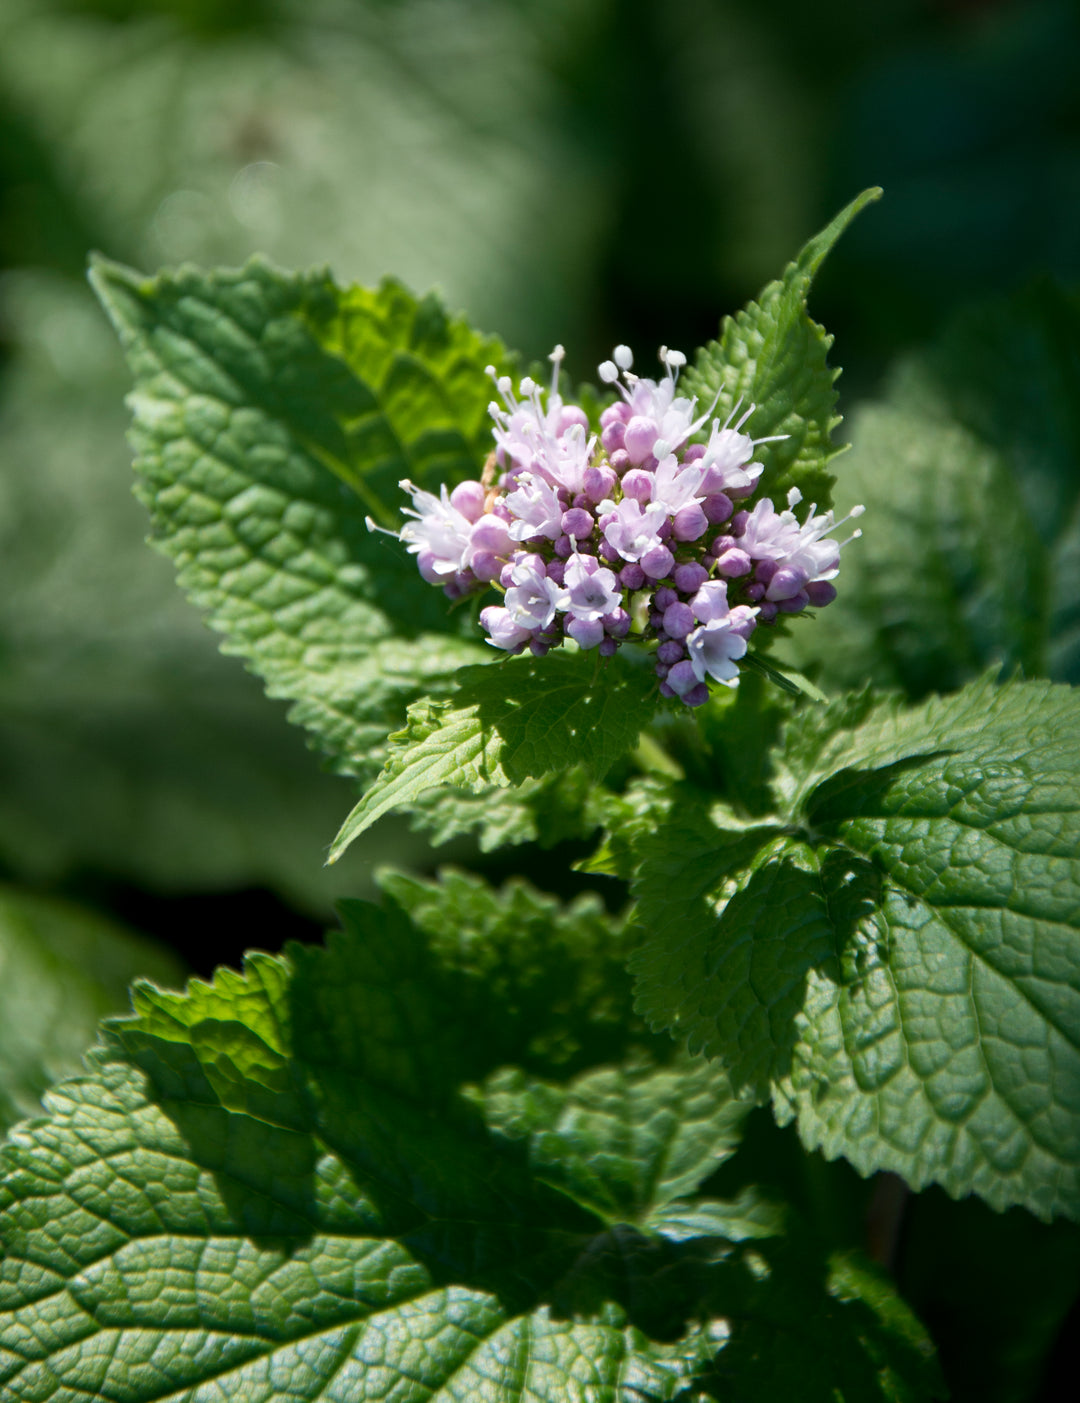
(0, 870, 941, 1402)
(329, 651, 657, 860)
(91, 257, 507, 784)
(631, 675, 1080, 1219)
(680, 187, 882, 511)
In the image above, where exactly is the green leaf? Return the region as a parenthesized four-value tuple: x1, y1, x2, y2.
(680, 188, 881, 511)
(329, 651, 657, 860)
(91, 256, 507, 784)
(0, 871, 940, 1401)
(408, 766, 603, 853)
(0, 886, 181, 1134)
(0, 273, 430, 906)
(474, 1053, 754, 1229)
(631, 675, 1080, 1219)
(784, 281, 1080, 697)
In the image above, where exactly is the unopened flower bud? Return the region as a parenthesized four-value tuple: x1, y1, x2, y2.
(673, 562, 709, 593)
(654, 587, 678, 610)
(715, 548, 751, 578)
(624, 416, 660, 464)
(582, 464, 617, 502)
(683, 683, 710, 707)
(703, 493, 734, 524)
(619, 562, 645, 590)
(609, 448, 631, 474)
(778, 590, 810, 613)
(663, 601, 695, 639)
(599, 637, 618, 657)
(657, 639, 685, 665)
(450, 480, 486, 520)
(621, 469, 653, 503)
(672, 504, 709, 541)
(555, 535, 574, 558)
(601, 421, 626, 452)
(562, 507, 594, 539)
(805, 580, 837, 607)
(641, 543, 675, 579)
(667, 660, 698, 696)
(604, 607, 631, 637)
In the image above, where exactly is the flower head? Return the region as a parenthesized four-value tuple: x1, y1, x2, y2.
(377, 338, 863, 702)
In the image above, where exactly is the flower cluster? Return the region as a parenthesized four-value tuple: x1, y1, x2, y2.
(373, 344, 863, 705)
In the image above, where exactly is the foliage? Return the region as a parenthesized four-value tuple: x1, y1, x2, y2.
(0, 873, 942, 1402)
(1, 172, 1078, 1402)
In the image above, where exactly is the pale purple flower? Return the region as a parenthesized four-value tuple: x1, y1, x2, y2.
(396, 479, 474, 578)
(504, 553, 563, 631)
(599, 497, 668, 562)
(560, 551, 622, 622)
(487, 348, 596, 494)
(597, 345, 720, 461)
(684, 580, 759, 687)
(480, 605, 532, 652)
(650, 453, 708, 515)
(506, 474, 564, 542)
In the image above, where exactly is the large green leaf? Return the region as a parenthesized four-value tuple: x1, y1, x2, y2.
(784, 282, 1080, 696)
(680, 187, 881, 511)
(0, 886, 181, 1134)
(0, 871, 941, 1402)
(92, 256, 506, 785)
(0, 273, 427, 905)
(329, 652, 657, 860)
(631, 675, 1080, 1219)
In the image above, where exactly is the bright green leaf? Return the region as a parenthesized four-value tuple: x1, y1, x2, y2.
(680, 187, 881, 511)
(91, 256, 507, 784)
(632, 675, 1080, 1219)
(0, 886, 181, 1134)
(329, 651, 657, 860)
(0, 870, 940, 1401)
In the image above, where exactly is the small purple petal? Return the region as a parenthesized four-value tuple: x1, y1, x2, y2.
(566, 615, 605, 649)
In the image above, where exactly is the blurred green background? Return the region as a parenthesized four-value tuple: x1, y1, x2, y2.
(2, 2, 1079, 1398)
